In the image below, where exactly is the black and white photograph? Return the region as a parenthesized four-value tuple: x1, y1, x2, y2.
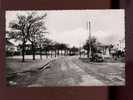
(5, 10, 125, 87)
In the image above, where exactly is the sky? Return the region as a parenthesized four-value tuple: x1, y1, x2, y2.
(6, 10, 125, 47)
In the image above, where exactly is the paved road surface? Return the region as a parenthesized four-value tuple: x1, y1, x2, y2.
(28, 56, 125, 87)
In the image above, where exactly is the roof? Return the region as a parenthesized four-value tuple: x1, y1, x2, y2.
(6, 39, 15, 46)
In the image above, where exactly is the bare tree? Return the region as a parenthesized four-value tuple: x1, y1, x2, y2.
(8, 15, 28, 62)
(42, 38, 53, 58)
(26, 12, 47, 60)
(36, 33, 46, 60)
(8, 12, 47, 61)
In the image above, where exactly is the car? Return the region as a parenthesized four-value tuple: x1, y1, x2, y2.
(90, 53, 104, 62)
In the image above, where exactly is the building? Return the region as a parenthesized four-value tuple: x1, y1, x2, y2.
(113, 38, 125, 51)
(5, 39, 18, 56)
(97, 44, 112, 58)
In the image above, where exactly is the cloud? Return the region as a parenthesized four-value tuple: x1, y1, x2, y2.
(47, 28, 120, 47)
(48, 28, 88, 47)
(93, 31, 114, 45)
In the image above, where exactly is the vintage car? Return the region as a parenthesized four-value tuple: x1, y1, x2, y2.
(90, 53, 104, 62)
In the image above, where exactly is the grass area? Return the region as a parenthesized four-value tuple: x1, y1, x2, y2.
(5, 58, 51, 87)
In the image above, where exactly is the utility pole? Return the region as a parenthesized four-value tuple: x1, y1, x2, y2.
(87, 21, 92, 60)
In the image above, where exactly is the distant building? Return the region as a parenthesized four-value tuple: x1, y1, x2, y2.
(5, 39, 17, 52)
(5, 39, 18, 56)
(114, 38, 125, 51)
(97, 44, 111, 58)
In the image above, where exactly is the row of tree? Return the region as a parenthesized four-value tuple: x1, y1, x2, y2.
(19, 39, 79, 59)
(6, 12, 79, 62)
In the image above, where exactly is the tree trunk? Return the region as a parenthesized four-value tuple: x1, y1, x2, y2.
(32, 43, 36, 60)
(22, 42, 25, 62)
(67, 50, 69, 56)
(64, 50, 66, 56)
(40, 47, 42, 60)
(87, 49, 90, 58)
(46, 50, 48, 58)
(55, 50, 56, 57)
(80, 51, 81, 57)
(65, 50, 67, 56)
(57, 50, 59, 56)
(61, 50, 62, 55)
(51, 50, 52, 58)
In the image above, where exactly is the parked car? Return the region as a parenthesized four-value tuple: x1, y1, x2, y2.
(90, 53, 104, 62)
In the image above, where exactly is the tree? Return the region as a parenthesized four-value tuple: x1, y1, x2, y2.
(8, 15, 28, 62)
(7, 12, 47, 61)
(53, 42, 60, 57)
(46, 40, 55, 58)
(59, 43, 68, 55)
(71, 46, 79, 55)
(53, 43, 61, 56)
(83, 37, 98, 58)
(36, 32, 46, 60)
(42, 38, 53, 58)
(26, 12, 47, 60)
(63, 44, 69, 56)
(53, 43, 68, 56)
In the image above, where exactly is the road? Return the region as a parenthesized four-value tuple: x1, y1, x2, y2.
(28, 56, 125, 87)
